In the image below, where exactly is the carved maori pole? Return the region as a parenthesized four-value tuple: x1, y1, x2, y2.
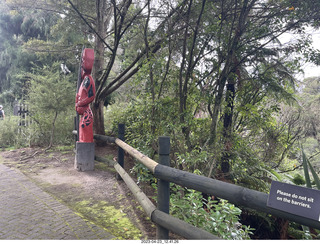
(74, 48, 96, 171)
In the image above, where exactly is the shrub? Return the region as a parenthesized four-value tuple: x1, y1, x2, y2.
(0, 116, 29, 148)
(27, 111, 74, 147)
(26, 63, 75, 148)
(170, 184, 253, 240)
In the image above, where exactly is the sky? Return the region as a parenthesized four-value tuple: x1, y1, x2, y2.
(278, 27, 320, 81)
(296, 30, 320, 80)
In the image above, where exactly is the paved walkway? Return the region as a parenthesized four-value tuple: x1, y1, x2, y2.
(0, 164, 115, 240)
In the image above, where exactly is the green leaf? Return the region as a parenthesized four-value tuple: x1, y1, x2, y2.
(306, 158, 320, 190)
(267, 168, 283, 181)
(302, 150, 312, 188)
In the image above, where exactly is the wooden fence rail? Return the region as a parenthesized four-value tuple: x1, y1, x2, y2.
(97, 155, 218, 240)
(72, 126, 320, 239)
(73, 129, 218, 239)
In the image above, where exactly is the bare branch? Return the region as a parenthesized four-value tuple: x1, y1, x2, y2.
(67, 0, 113, 52)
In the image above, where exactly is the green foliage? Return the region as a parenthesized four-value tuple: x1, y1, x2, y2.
(0, 7, 60, 104)
(26, 63, 75, 147)
(130, 163, 155, 185)
(292, 174, 306, 185)
(107, 94, 211, 162)
(170, 184, 253, 240)
(0, 116, 28, 148)
(175, 147, 212, 173)
(2, 0, 320, 239)
(108, 96, 178, 153)
(26, 111, 74, 147)
(301, 149, 320, 189)
(0, 110, 73, 149)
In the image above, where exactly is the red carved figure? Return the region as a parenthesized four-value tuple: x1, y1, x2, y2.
(75, 48, 95, 142)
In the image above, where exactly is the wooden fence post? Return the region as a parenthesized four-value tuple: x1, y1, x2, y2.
(157, 136, 170, 239)
(116, 123, 125, 180)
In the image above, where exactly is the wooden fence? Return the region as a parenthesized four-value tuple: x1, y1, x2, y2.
(73, 124, 320, 240)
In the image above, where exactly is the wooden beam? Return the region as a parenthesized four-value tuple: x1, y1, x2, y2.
(115, 138, 158, 173)
(114, 162, 156, 218)
(153, 164, 320, 230)
(151, 210, 219, 240)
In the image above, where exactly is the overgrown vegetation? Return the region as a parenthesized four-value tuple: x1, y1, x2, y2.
(1, 0, 320, 239)
(0, 117, 22, 148)
(170, 184, 253, 240)
(26, 63, 75, 148)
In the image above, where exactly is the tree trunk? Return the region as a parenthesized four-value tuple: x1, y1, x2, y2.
(92, 101, 106, 147)
(207, 75, 228, 146)
(92, 101, 105, 136)
(220, 80, 236, 174)
(47, 111, 58, 150)
(93, 0, 109, 138)
(178, 0, 193, 151)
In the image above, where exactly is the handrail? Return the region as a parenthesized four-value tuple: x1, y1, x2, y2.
(89, 130, 320, 231)
(114, 138, 158, 173)
(73, 129, 320, 239)
(153, 164, 320, 230)
(73, 130, 159, 171)
(94, 156, 219, 240)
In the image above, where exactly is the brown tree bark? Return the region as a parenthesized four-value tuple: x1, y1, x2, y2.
(92, 0, 110, 136)
(92, 101, 105, 137)
(220, 80, 236, 175)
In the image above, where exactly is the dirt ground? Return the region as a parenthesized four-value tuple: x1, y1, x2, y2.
(0, 144, 160, 239)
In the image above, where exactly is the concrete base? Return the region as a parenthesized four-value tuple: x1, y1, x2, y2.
(75, 142, 95, 171)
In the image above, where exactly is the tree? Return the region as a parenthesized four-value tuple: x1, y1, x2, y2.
(7, 0, 195, 136)
(4, 0, 320, 180)
(106, 0, 320, 174)
(0, 1, 61, 105)
(198, 0, 320, 175)
(90, 0, 194, 135)
(26, 63, 74, 148)
(299, 77, 320, 145)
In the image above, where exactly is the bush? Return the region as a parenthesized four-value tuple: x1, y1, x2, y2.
(26, 63, 75, 147)
(0, 113, 75, 149)
(27, 111, 74, 147)
(0, 116, 30, 148)
(170, 184, 253, 240)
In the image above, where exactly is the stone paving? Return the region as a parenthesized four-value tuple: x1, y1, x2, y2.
(0, 164, 115, 240)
